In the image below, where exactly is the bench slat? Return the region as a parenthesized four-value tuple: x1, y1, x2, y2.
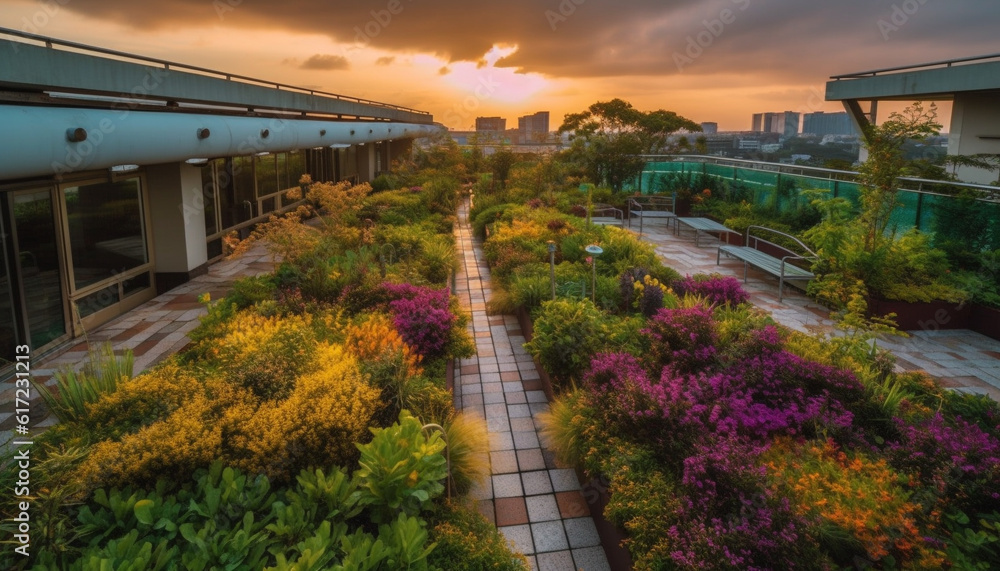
(719, 246, 814, 278)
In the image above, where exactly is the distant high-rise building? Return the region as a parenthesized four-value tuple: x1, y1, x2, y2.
(475, 116, 506, 132)
(802, 111, 855, 136)
(751, 111, 799, 138)
(518, 111, 550, 143)
(700, 122, 718, 134)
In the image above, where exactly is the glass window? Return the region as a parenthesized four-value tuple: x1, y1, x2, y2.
(255, 154, 278, 198)
(201, 162, 218, 236)
(11, 190, 66, 348)
(76, 284, 119, 318)
(288, 151, 306, 186)
(63, 178, 148, 291)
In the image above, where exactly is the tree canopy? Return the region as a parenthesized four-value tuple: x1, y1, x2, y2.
(558, 99, 700, 192)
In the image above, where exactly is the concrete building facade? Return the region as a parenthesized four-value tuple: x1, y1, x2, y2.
(0, 30, 439, 365)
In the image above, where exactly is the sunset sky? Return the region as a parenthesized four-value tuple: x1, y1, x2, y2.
(3, 0, 997, 131)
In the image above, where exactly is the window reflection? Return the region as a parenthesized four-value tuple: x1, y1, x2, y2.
(64, 178, 148, 290)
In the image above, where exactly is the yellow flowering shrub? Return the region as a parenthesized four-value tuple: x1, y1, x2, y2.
(234, 345, 382, 480)
(211, 311, 319, 400)
(86, 361, 202, 439)
(76, 379, 253, 491)
(764, 438, 945, 568)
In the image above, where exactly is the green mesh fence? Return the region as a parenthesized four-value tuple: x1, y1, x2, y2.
(633, 161, 1000, 250)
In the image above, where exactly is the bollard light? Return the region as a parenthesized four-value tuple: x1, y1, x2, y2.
(585, 244, 604, 303)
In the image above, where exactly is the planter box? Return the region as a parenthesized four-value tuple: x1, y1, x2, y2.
(970, 303, 1000, 341)
(866, 298, 971, 332)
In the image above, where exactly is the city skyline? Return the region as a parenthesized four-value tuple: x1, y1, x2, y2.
(3, 1, 997, 130)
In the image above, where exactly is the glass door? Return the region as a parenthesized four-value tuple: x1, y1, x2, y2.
(9, 189, 68, 350)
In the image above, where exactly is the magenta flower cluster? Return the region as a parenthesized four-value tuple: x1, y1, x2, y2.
(673, 274, 750, 306)
(886, 413, 1000, 511)
(382, 282, 455, 358)
(642, 305, 719, 373)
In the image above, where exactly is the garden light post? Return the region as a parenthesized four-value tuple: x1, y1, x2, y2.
(547, 240, 557, 301)
(585, 244, 603, 303)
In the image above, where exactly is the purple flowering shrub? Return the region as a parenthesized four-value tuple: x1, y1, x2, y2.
(674, 274, 750, 306)
(886, 413, 1000, 512)
(382, 282, 455, 358)
(642, 305, 719, 374)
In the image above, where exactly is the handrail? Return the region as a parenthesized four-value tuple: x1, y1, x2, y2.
(746, 225, 817, 259)
(830, 52, 1000, 80)
(639, 155, 1000, 202)
(0, 27, 430, 116)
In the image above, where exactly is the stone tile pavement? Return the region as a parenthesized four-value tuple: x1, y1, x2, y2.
(635, 218, 1000, 402)
(453, 200, 612, 571)
(0, 241, 276, 436)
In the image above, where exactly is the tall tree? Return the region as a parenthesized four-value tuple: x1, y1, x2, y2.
(558, 99, 700, 192)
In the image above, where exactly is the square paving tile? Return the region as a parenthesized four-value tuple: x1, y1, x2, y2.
(499, 524, 534, 556)
(572, 546, 611, 571)
(509, 417, 535, 432)
(483, 382, 503, 393)
(549, 469, 581, 492)
(493, 473, 524, 498)
(522, 469, 555, 495)
(563, 517, 601, 548)
(484, 392, 507, 404)
(490, 431, 514, 452)
(513, 430, 541, 449)
(495, 497, 529, 527)
(503, 381, 524, 393)
(469, 477, 493, 501)
(531, 521, 569, 553)
(506, 391, 528, 405)
(526, 494, 561, 523)
(487, 416, 511, 432)
(537, 550, 575, 571)
(556, 490, 591, 518)
(526, 390, 548, 403)
(518, 448, 547, 471)
(491, 450, 519, 474)
(508, 404, 532, 418)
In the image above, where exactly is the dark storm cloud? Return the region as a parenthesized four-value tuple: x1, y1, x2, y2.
(59, 0, 1000, 81)
(298, 54, 350, 70)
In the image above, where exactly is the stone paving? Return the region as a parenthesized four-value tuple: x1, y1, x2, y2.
(636, 218, 1000, 402)
(0, 241, 276, 436)
(453, 200, 612, 571)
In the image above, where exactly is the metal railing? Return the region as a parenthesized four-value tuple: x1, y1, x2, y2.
(0, 27, 431, 117)
(830, 52, 1000, 80)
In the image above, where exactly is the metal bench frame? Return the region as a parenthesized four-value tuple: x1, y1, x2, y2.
(590, 203, 625, 227)
(716, 225, 817, 302)
(675, 217, 735, 247)
(628, 195, 676, 236)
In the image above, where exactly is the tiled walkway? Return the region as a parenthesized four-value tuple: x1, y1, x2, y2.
(637, 220, 1000, 402)
(452, 200, 612, 571)
(0, 241, 275, 436)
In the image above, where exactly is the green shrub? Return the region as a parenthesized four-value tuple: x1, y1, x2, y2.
(33, 343, 133, 424)
(525, 298, 607, 387)
(355, 410, 449, 524)
(428, 501, 530, 571)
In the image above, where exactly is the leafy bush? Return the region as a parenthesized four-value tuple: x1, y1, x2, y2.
(384, 282, 456, 359)
(525, 298, 607, 387)
(642, 305, 719, 374)
(33, 343, 133, 424)
(427, 501, 530, 571)
(355, 411, 448, 524)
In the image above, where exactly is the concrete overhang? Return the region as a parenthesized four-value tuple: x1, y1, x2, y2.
(827, 57, 1000, 102)
(0, 33, 433, 125)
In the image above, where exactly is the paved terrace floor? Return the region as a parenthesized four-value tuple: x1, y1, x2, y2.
(453, 200, 613, 571)
(0, 241, 276, 436)
(635, 220, 1000, 402)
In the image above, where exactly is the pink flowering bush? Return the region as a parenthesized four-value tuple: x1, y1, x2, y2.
(673, 274, 750, 306)
(642, 305, 719, 374)
(383, 282, 455, 358)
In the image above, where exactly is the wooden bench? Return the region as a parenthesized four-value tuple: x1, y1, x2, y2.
(628, 195, 676, 236)
(590, 204, 625, 227)
(675, 217, 735, 247)
(717, 225, 817, 302)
